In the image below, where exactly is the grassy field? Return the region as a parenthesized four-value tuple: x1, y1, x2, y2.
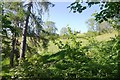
(95, 31, 118, 41)
(46, 31, 118, 54)
(1, 31, 118, 78)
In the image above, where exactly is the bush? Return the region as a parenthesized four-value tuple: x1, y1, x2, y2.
(5, 29, 118, 79)
(85, 31, 99, 37)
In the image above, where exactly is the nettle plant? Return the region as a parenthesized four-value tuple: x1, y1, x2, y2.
(51, 27, 93, 78)
(53, 27, 82, 50)
(9, 27, 118, 79)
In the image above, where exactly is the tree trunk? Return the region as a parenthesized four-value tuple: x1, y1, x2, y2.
(10, 38, 16, 67)
(118, 30, 120, 78)
(19, 2, 32, 60)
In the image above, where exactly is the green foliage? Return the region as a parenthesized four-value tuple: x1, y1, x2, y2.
(9, 29, 90, 78)
(2, 15, 12, 58)
(1, 1, 119, 79)
(44, 21, 57, 34)
(68, 1, 120, 23)
(60, 26, 69, 36)
(6, 28, 118, 79)
(86, 15, 113, 34)
(85, 31, 99, 37)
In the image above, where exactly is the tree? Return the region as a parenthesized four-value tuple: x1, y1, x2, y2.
(44, 21, 57, 34)
(68, 0, 120, 78)
(68, 1, 120, 26)
(19, 2, 32, 60)
(86, 17, 112, 33)
(1, 1, 54, 66)
(86, 18, 97, 32)
(1, 2, 23, 67)
(60, 27, 68, 35)
(19, 1, 54, 60)
(98, 21, 112, 33)
(60, 25, 74, 36)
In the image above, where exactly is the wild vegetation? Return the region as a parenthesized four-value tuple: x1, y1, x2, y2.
(1, 0, 120, 79)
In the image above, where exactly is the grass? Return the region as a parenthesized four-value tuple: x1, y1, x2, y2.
(95, 31, 118, 41)
(47, 31, 118, 53)
(47, 41, 59, 53)
(26, 30, 118, 54)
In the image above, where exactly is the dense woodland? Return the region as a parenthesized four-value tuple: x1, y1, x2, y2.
(0, 0, 120, 79)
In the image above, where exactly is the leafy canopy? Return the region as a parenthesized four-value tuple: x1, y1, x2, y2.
(68, 0, 120, 23)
